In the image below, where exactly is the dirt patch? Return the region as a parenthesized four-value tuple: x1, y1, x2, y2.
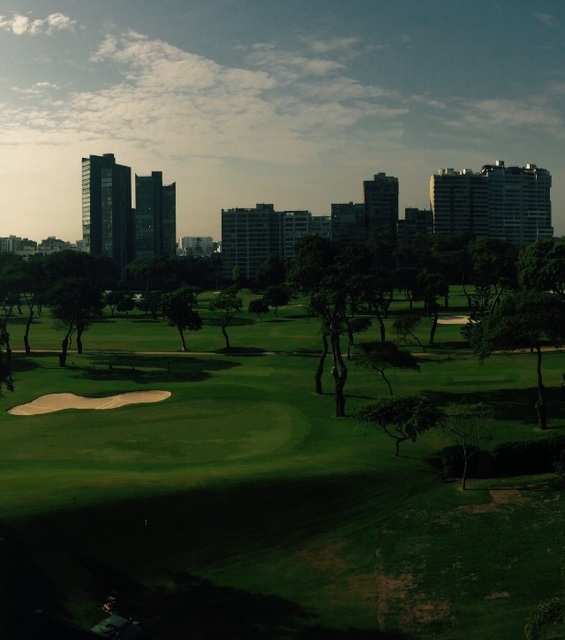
(489, 489, 532, 505)
(485, 591, 510, 600)
(458, 503, 499, 514)
(295, 540, 350, 572)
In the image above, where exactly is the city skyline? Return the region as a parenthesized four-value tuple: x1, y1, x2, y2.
(1, 1, 565, 241)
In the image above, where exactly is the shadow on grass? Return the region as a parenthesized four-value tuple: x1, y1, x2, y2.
(423, 387, 565, 426)
(10, 472, 415, 639)
(76, 351, 240, 384)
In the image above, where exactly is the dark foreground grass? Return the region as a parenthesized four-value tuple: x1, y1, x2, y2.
(0, 301, 563, 639)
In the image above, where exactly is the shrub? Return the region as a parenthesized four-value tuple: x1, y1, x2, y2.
(492, 436, 565, 477)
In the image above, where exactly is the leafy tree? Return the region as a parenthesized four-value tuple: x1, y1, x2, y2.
(353, 341, 420, 396)
(125, 257, 177, 318)
(392, 314, 424, 351)
(20, 257, 47, 353)
(289, 236, 356, 415)
(160, 286, 203, 351)
(43, 250, 116, 290)
(248, 298, 269, 321)
(47, 276, 104, 366)
(354, 395, 444, 456)
(116, 295, 135, 319)
(468, 291, 565, 430)
(443, 402, 493, 490)
(256, 254, 287, 289)
(104, 290, 125, 317)
(262, 284, 291, 318)
(414, 270, 447, 345)
(518, 238, 565, 300)
(468, 236, 518, 310)
(209, 287, 243, 351)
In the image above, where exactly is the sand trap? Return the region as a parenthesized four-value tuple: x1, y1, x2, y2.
(437, 315, 469, 325)
(8, 390, 171, 416)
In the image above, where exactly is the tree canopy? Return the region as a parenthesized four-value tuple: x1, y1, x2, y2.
(160, 286, 203, 351)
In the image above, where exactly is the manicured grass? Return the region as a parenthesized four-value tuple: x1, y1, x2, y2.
(0, 292, 563, 639)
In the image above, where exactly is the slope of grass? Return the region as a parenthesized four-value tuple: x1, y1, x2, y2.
(0, 293, 563, 639)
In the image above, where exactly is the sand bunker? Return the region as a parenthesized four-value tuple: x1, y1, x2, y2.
(437, 315, 469, 325)
(8, 390, 171, 416)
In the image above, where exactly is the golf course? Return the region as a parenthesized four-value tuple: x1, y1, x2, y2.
(0, 289, 563, 639)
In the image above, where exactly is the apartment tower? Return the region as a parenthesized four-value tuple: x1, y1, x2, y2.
(135, 171, 177, 260)
(82, 153, 133, 272)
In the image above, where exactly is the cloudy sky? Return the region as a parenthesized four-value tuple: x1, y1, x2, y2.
(1, 0, 565, 242)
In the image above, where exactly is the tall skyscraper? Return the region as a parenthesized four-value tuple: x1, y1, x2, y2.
(363, 173, 399, 237)
(134, 171, 177, 260)
(480, 160, 552, 244)
(430, 161, 553, 244)
(430, 168, 489, 237)
(82, 153, 133, 272)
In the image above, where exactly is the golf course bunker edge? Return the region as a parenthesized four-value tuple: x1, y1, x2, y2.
(7, 390, 172, 416)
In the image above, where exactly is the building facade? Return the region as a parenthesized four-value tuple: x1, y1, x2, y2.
(220, 204, 330, 281)
(330, 202, 366, 245)
(430, 168, 489, 237)
(480, 160, 553, 244)
(134, 171, 177, 260)
(430, 161, 553, 244)
(363, 172, 399, 237)
(82, 153, 133, 273)
(397, 208, 433, 246)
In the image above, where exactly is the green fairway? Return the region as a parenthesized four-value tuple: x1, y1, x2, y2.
(0, 297, 563, 639)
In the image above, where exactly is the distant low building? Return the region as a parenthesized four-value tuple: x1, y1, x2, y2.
(179, 236, 217, 257)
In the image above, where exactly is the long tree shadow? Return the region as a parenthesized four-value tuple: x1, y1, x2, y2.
(77, 352, 240, 385)
(423, 386, 565, 426)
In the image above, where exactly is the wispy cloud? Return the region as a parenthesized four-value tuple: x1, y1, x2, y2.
(0, 12, 75, 35)
(532, 12, 557, 27)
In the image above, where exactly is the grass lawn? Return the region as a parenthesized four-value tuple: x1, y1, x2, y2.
(0, 293, 563, 639)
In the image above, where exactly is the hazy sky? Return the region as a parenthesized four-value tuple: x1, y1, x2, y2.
(1, 0, 565, 242)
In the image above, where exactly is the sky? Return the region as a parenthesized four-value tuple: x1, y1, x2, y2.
(1, 0, 565, 242)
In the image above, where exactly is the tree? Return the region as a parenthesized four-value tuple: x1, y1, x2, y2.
(104, 290, 126, 317)
(518, 238, 565, 301)
(289, 236, 356, 415)
(262, 284, 290, 318)
(160, 286, 203, 351)
(47, 277, 104, 366)
(208, 288, 243, 351)
(392, 314, 424, 351)
(125, 257, 177, 318)
(354, 395, 444, 456)
(443, 402, 493, 490)
(116, 295, 135, 319)
(248, 298, 269, 321)
(468, 236, 518, 310)
(256, 254, 287, 290)
(353, 341, 420, 396)
(468, 291, 565, 430)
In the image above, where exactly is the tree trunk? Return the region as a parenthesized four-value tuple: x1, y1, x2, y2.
(24, 308, 33, 354)
(429, 309, 439, 345)
(331, 332, 347, 417)
(375, 309, 386, 342)
(179, 328, 187, 351)
(59, 331, 71, 367)
(314, 333, 328, 394)
(221, 324, 231, 351)
(534, 345, 547, 429)
(76, 323, 84, 354)
(380, 370, 393, 396)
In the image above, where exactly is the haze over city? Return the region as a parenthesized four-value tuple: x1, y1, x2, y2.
(1, 0, 565, 242)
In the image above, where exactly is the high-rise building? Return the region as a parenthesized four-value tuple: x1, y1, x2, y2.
(480, 160, 552, 244)
(363, 173, 399, 237)
(397, 208, 433, 246)
(330, 202, 366, 245)
(220, 204, 330, 281)
(82, 153, 133, 272)
(430, 168, 489, 237)
(430, 161, 553, 244)
(134, 171, 177, 260)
